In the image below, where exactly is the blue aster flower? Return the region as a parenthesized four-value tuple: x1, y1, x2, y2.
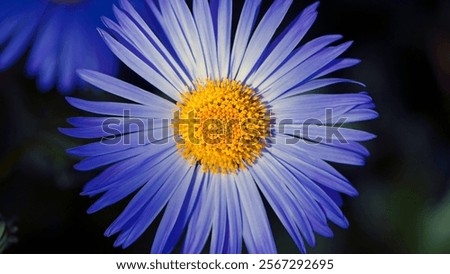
(0, 0, 118, 94)
(61, 0, 377, 253)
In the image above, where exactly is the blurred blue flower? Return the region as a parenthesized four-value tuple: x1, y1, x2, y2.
(0, 0, 118, 94)
(61, 0, 377, 253)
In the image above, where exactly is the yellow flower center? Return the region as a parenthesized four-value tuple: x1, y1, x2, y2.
(173, 79, 270, 174)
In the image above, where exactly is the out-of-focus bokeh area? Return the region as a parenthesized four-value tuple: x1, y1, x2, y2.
(1, 0, 450, 253)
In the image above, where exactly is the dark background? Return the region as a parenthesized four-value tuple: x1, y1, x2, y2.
(1, 0, 450, 253)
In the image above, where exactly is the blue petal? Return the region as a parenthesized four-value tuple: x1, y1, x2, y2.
(118, 0, 192, 85)
(343, 109, 379, 123)
(193, 0, 219, 79)
(280, 124, 376, 142)
(248, 2, 319, 87)
(36, 51, 57, 92)
(262, 41, 354, 101)
(67, 116, 122, 128)
(230, 0, 262, 79)
(269, 149, 349, 229)
(101, 16, 135, 51)
(109, 157, 192, 248)
(1, 1, 120, 93)
(254, 154, 324, 248)
(157, 0, 206, 80)
(272, 78, 364, 99)
(111, 4, 187, 91)
(61, 117, 170, 140)
(249, 159, 308, 253)
(182, 172, 215, 253)
(235, 171, 277, 253)
(0, 16, 20, 45)
(73, 144, 149, 171)
(26, 9, 61, 76)
(58, 21, 81, 93)
(151, 167, 204, 253)
(275, 91, 373, 111)
(59, 126, 118, 139)
(322, 186, 344, 208)
(274, 135, 367, 166)
(82, 155, 148, 196)
(66, 116, 168, 132)
(65, 128, 172, 155)
(99, 28, 180, 101)
(270, 143, 358, 196)
(273, 92, 377, 124)
(314, 58, 361, 79)
(86, 150, 176, 213)
(210, 175, 228, 253)
(223, 176, 243, 253)
(236, 0, 292, 82)
(142, 0, 164, 30)
(208, 174, 242, 254)
(65, 97, 169, 118)
(255, 34, 343, 92)
(210, 0, 232, 79)
(81, 144, 176, 196)
(264, 152, 328, 226)
(0, 9, 40, 69)
(78, 70, 174, 110)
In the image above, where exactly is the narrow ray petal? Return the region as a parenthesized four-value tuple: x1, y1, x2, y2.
(235, 171, 277, 253)
(230, 0, 262, 79)
(248, 2, 319, 86)
(210, 0, 232, 79)
(236, 0, 293, 81)
(182, 172, 215, 253)
(151, 167, 203, 253)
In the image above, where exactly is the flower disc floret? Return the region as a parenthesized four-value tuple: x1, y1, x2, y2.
(174, 79, 270, 174)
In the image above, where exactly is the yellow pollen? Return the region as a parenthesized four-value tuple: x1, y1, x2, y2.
(173, 79, 270, 174)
